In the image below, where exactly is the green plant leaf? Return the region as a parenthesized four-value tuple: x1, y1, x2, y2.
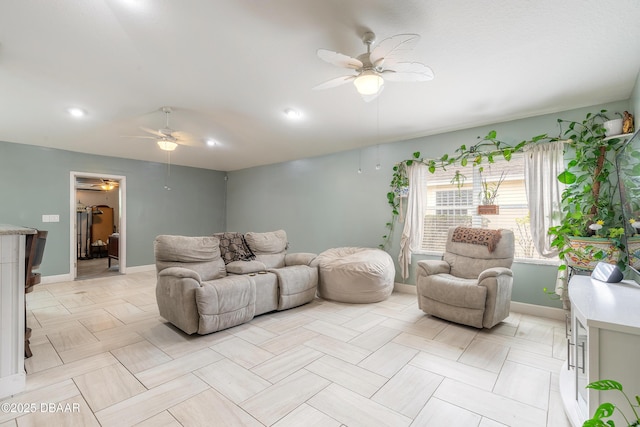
(592, 402, 616, 419)
(558, 171, 577, 184)
(413, 151, 421, 159)
(406, 160, 413, 166)
(587, 380, 623, 392)
(461, 158, 468, 167)
(582, 420, 610, 427)
(487, 130, 497, 139)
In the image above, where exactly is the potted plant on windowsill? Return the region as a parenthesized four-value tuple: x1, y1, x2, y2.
(549, 110, 628, 271)
(478, 170, 506, 215)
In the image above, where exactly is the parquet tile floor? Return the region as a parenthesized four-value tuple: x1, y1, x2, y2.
(0, 270, 571, 426)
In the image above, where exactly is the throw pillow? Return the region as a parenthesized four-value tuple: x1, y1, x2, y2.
(213, 232, 255, 264)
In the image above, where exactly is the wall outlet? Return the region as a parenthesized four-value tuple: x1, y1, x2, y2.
(41, 214, 60, 223)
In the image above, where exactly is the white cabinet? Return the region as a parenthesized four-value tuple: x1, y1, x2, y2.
(0, 225, 35, 400)
(560, 274, 640, 427)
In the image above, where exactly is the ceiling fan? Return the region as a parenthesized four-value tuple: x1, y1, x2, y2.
(313, 31, 434, 102)
(76, 178, 119, 191)
(125, 107, 199, 151)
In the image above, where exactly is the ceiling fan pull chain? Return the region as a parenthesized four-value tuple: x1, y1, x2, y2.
(164, 151, 172, 190)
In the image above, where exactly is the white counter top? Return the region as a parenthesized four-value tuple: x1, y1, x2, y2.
(569, 274, 640, 334)
(0, 224, 36, 236)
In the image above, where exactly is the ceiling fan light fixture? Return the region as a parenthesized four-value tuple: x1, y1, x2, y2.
(354, 71, 384, 95)
(67, 107, 86, 118)
(157, 139, 178, 151)
(284, 108, 302, 120)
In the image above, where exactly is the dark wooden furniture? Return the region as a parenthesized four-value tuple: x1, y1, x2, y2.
(108, 234, 119, 268)
(24, 230, 47, 358)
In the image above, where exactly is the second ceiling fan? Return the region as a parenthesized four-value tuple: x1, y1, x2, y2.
(313, 31, 434, 102)
(127, 107, 200, 151)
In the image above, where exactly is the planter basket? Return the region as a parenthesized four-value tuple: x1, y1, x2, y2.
(565, 236, 620, 271)
(478, 205, 499, 215)
(626, 236, 640, 270)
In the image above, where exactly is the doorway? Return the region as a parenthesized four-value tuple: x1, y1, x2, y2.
(70, 172, 126, 280)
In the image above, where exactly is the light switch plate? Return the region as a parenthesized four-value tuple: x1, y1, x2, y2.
(42, 215, 50, 222)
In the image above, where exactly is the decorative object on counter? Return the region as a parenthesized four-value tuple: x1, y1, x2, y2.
(622, 111, 634, 134)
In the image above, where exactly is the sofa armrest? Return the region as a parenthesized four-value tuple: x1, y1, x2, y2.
(159, 266, 202, 283)
(477, 267, 514, 328)
(478, 267, 513, 283)
(285, 252, 317, 266)
(416, 260, 450, 278)
(156, 268, 203, 334)
(226, 260, 267, 274)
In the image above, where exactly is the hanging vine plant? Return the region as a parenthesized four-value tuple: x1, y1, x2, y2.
(379, 130, 550, 249)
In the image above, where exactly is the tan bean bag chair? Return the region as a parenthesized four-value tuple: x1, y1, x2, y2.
(312, 247, 395, 303)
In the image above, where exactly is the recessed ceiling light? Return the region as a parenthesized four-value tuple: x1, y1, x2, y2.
(284, 108, 302, 120)
(67, 107, 86, 118)
(206, 138, 218, 147)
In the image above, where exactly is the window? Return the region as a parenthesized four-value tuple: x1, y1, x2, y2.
(420, 153, 548, 261)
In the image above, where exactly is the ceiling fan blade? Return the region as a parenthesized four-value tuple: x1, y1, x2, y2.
(382, 63, 434, 82)
(370, 34, 420, 69)
(121, 135, 157, 140)
(317, 49, 363, 69)
(171, 131, 202, 147)
(140, 126, 164, 137)
(313, 75, 356, 90)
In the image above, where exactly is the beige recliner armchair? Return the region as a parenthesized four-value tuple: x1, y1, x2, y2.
(416, 227, 514, 328)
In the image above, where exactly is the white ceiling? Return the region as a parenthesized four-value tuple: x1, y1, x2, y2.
(1, 0, 640, 171)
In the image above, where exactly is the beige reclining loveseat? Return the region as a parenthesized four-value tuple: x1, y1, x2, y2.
(155, 230, 317, 334)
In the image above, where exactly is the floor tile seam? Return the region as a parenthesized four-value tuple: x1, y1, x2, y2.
(304, 355, 392, 399)
(26, 334, 64, 374)
(57, 295, 100, 311)
(248, 348, 325, 384)
(306, 382, 413, 426)
(133, 347, 227, 390)
(108, 338, 174, 376)
(490, 373, 553, 412)
(368, 374, 445, 420)
(46, 323, 102, 356)
(472, 333, 555, 356)
(405, 350, 499, 391)
(450, 345, 509, 377)
(434, 377, 549, 424)
(93, 372, 211, 422)
(70, 370, 129, 418)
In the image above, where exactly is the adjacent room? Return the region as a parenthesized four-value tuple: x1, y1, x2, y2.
(1, 1, 640, 426)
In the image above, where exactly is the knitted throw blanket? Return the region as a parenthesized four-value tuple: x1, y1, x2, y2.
(451, 227, 502, 253)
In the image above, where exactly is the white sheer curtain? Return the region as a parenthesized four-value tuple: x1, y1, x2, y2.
(524, 141, 566, 298)
(524, 141, 564, 257)
(398, 163, 428, 279)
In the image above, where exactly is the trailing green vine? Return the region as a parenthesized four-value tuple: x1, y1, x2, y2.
(378, 130, 551, 250)
(379, 110, 631, 276)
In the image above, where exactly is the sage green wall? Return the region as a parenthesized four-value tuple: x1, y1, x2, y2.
(632, 69, 640, 116)
(227, 100, 630, 308)
(0, 141, 227, 276)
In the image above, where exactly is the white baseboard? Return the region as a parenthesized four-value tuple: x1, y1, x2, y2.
(509, 301, 566, 321)
(393, 282, 417, 294)
(40, 274, 73, 284)
(41, 264, 155, 284)
(393, 282, 565, 321)
(125, 264, 155, 274)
